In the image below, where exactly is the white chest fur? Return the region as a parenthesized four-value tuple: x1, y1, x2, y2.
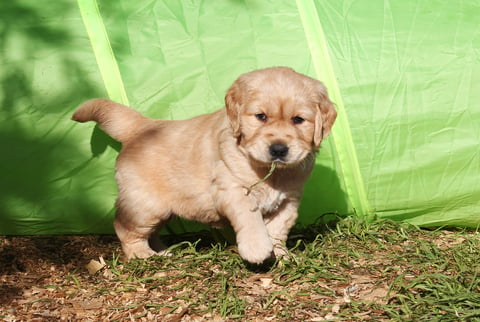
(248, 186, 288, 215)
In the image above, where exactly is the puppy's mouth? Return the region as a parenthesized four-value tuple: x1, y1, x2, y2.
(265, 143, 307, 167)
(270, 156, 289, 165)
(244, 141, 310, 167)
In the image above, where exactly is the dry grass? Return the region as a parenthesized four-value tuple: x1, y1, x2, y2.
(1, 217, 480, 321)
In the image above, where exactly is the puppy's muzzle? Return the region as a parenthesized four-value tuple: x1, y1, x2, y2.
(269, 143, 289, 161)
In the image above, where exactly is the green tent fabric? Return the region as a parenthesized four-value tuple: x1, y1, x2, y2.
(0, 0, 478, 235)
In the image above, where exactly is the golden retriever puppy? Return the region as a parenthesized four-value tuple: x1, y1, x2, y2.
(72, 67, 336, 265)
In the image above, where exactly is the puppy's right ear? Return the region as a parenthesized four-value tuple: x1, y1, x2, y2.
(225, 81, 243, 137)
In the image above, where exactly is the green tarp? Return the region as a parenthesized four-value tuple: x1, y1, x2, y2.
(1, 0, 479, 234)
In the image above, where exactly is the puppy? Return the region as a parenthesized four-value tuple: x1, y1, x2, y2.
(72, 67, 336, 265)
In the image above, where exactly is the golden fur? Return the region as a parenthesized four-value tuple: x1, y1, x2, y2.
(72, 67, 336, 264)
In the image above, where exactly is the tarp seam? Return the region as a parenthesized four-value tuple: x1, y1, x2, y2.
(296, 0, 372, 217)
(77, 0, 129, 105)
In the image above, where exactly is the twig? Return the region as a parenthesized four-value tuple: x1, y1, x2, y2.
(246, 162, 277, 195)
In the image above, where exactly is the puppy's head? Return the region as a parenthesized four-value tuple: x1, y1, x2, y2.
(225, 67, 336, 166)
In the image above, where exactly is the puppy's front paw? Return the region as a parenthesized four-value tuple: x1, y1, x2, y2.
(237, 236, 274, 265)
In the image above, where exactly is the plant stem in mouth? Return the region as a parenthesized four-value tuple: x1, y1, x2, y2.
(246, 162, 277, 195)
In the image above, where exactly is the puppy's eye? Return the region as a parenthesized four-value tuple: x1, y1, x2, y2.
(255, 113, 268, 122)
(292, 116, 305, 124)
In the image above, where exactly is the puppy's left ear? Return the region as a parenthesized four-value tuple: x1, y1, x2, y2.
(313, 83, 337, 148)
(225, 80, 244, 137)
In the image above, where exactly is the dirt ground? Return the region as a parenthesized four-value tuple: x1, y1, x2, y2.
(0, 235, 121, 321)
(1, 223, 479, 321)
(0, 233, 366, 321)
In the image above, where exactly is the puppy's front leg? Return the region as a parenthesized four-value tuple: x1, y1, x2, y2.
(221, 195, 274, 264)
(264, 200, 299, 258)
(234, 213, 275, 265)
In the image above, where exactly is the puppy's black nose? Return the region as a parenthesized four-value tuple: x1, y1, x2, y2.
(269, 143, 289, 159)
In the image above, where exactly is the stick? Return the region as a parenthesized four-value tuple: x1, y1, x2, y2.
(246, 162, 277, 195)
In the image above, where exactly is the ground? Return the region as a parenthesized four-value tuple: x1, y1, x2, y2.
(1, 218, 480, 321)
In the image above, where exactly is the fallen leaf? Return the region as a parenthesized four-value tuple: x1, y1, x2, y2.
(259, 277, 273, 288)
(310, 317, 326, 322)
(331, 303, 340, 314)
(362, 287, 389, 304)
(86, 259, 105, 275)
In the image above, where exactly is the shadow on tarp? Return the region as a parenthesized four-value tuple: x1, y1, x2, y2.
(0, 1, 108, 234)
(0, 1, 349, 236)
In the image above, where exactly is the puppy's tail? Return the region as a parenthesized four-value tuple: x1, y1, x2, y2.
(72, 98, 152, 143)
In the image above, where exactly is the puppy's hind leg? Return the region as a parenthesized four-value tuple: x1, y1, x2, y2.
(148, 227, 170, 256)
(113, 204, 171, 260)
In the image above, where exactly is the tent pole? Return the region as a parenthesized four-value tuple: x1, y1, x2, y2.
(296, 0, 372, 218)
